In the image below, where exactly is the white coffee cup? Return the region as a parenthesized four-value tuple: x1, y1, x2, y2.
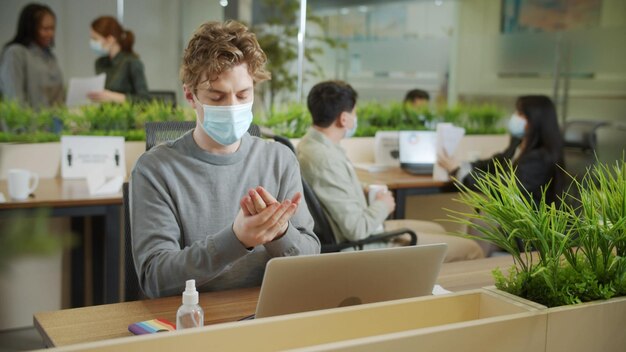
(368, 184, 389, 205)
(7, 169, 39, 201)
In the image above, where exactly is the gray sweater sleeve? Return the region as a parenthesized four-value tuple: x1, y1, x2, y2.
(0, 46, 27, 103)
(263, 150, 320, 256)
(130, 138, 319, 298)
(131, 163, 252, 298)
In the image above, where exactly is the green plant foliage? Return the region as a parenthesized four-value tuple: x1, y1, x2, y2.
(0, 101, 194, 143)
(0, 209, 75, 271)
(261, 101, 507, 138)
(448, 158, 626, 307)
(256, 103, 311, 138)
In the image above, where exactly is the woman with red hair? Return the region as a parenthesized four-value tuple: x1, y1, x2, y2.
(88, 16, 149, 103)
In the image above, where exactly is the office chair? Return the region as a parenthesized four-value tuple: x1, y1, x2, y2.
(269, 134, 417, 252)
(562, 120, 609, 180)
(122, 182, 144, 301)
(145, 121, 261, 151)
(147, 90, 177, 107)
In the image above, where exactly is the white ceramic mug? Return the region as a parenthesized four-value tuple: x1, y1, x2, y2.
(7, 169, 39, 200)
(368, 184, 388, 205)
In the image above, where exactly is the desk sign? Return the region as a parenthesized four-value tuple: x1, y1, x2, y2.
(61, 136, 126, 179)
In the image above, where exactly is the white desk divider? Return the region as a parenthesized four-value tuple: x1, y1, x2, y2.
(53, 289, 546, 352)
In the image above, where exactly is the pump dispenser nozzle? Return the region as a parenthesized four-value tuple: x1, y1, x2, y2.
(182, 279, 199, 305)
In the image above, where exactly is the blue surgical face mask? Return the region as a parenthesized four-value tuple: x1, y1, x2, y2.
(344, 115, 358, 138)
(508, 113, 527, 138)
(89, 39, 108, 56)
(196, 98, 253, 146)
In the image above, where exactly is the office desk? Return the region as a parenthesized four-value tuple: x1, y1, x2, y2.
(355, 167, 456, 218)
(0, 178, 122, 305)
(34, 255, 515, 347)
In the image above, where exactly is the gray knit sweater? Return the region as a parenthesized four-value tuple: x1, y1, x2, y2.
(131, 131, 320, 298)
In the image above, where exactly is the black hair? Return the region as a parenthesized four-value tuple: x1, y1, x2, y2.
(4, 3, 55, 50)
(307, 81, 358, 128)
(516, 95, 565, 203)
(404, 89, 430, 104)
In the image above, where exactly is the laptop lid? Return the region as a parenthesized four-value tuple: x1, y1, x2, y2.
(255, 243, 447, 318)
(399, 131, 437, 175)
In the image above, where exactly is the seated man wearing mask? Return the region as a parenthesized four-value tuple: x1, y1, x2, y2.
(131, 21, 320, 298)
(297, 80, 483, 262)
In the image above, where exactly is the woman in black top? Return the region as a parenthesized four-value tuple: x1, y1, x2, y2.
(439, 95, 565, 255)
(87, 16, 149, 103)
(441, 95, 565, 205)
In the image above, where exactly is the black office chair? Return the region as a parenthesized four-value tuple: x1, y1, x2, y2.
(147, 90, 177, 107)
(562, 120, 609, 180)
(269, 134, 417, 252)
(145, 121, 261, 151)
(122, 182, 144, 301)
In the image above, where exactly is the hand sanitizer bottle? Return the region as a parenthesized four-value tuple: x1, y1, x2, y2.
(176, 279, 204, 330)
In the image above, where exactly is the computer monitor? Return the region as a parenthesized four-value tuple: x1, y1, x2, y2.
(399, 130, 437, 175)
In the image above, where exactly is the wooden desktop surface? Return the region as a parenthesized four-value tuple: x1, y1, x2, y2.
(354, 167, 449, 190)
(0, 178, 122, 209)
(34, 255, 515, 347)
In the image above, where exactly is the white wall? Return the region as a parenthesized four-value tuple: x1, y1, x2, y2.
(454, 0, 626, 124)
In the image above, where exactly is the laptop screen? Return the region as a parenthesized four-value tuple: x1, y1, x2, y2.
(255, 244, 447, 318)
(399, 131, 437, 175)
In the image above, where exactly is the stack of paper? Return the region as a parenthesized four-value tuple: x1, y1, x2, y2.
(433, 123, 465, 181)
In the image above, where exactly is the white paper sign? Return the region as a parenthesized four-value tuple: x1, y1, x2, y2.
(65, 73, 106, 107)
(433, 123, 465, 181)
(61, 136, 126, 179)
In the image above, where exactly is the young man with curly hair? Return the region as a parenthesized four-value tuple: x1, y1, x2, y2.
(131, 21, 319, 298)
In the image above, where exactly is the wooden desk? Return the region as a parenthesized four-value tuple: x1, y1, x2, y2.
(0, 178, 122, 305)
(355, 167, 456, 218)
(34, 255, 515, 347)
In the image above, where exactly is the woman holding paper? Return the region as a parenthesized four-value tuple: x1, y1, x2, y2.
(0, 3, 64, 109)
(438, 95, 565, 206)
(438, 95, 565, 256)
(87, 16, 149, 103)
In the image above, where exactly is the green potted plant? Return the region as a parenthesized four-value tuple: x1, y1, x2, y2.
(447, 159, 626, 351)
(0, 209, 73, 329)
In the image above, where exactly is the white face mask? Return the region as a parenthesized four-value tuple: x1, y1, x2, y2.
(89, 39, 108, 56)
(344, 114, 358, 139)
(508, 113, 527, 138)
(196, 98, 253, 146)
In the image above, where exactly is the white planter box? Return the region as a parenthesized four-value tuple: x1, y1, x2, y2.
(486, 288, 626, 352)
(51, 289, 546, 352)
(0, 254, 62, 330)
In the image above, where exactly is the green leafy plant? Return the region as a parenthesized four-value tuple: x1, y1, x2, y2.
(252, 0, 345, 112)
(261, 101, 507, 138)
(447, 159, 626, 307)
(0, 101, 194, 143)
(0, 209, 74, 271)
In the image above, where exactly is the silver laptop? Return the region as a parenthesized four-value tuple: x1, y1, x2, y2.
(399, 130, 437, 175)
(255, 244, 447, 318)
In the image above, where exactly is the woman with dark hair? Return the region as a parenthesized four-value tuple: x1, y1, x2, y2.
(438, 95, 565, 254)
(0, 3, 64, 109)
(87, 16, 149, 103)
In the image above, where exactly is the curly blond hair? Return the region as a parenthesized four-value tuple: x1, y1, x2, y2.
(180, 20, 270, 90)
